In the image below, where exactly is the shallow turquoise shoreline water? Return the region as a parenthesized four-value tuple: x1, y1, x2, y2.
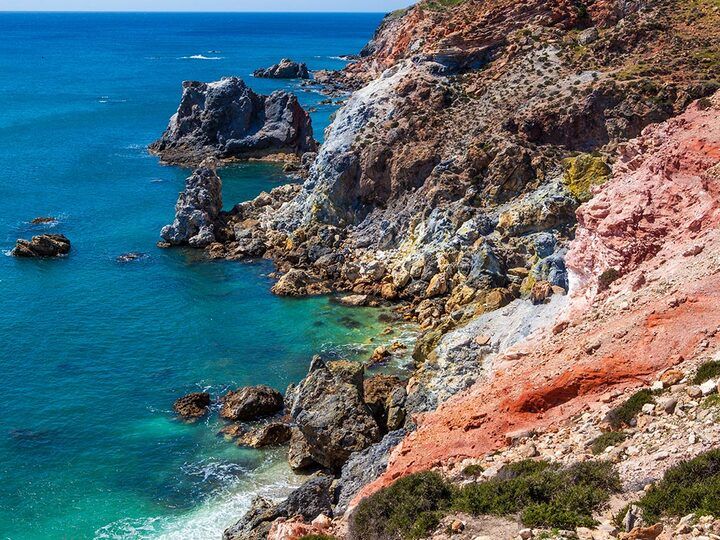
(0, 13, 397, 539)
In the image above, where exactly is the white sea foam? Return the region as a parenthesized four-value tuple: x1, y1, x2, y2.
(94, 458, 300, 540)
(180, 54, 223, 60)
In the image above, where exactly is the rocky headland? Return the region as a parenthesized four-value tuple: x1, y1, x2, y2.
(155, 0, 720, 538)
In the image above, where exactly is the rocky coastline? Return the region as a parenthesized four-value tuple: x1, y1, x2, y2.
(153, 0, 720, 538)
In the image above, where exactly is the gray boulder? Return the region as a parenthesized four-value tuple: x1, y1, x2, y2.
(149, 77, 316, 166)
(12, 234, 71, 258)
(254, 58, 310, 79)
(160, 159, 223, 247)
(223, 473, 333, 540)
(289, 357, 381, 471)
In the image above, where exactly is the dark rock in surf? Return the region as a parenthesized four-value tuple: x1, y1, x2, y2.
(11, 234, 71, 258)
(223, 473, 333, 540)
(253, 58, 310, 79)
(173, 392, 211, 419)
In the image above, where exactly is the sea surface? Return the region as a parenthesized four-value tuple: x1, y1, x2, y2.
(0, 12, 402, 539)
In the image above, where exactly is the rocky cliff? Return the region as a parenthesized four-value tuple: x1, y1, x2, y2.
(152, 0, 720, 537)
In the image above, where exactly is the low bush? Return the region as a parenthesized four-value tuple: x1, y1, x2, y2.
(350, 461, 621, 538)
(462, 464, 484, 477)
(694, 360, 720, 384)
(591, 431, 628, 455)
(634, 449, 720, 523)
(605, 389, 656, 429)
(349, 471, 453, 540)
(452, 460, 620, 529)
(597, 268, 621, 291)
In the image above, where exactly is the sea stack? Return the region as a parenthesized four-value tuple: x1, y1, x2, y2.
(149, 77, 317, 166)
(159, 158, 223, 248)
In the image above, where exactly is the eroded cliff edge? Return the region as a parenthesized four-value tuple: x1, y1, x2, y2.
(155, 0, 720, 538)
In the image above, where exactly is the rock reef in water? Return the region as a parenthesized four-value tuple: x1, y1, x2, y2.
(253, 59, 310, 79)
(149, 77, 316, 166)
(159, 159, 223, 248)
(12, 234, 71, 258)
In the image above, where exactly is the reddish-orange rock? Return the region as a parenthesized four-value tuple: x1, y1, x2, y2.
(351, 92, 720, 507)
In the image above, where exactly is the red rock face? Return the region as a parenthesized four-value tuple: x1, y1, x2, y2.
(352, 92, 720, 506)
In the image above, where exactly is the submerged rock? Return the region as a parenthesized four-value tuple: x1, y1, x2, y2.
(173, 392, 211, 419)
(160, 159, 222, 248)
(220, 385, 284, 422)
(116, 252, 146, 263)
(30, 216, 57, 225)
(11, 234, 71, 258)
(254, 58, 310, 79)
(149, 77, 316, 166)
(288, 356, 381, 471)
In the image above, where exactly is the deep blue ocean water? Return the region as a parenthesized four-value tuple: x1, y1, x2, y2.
(0, 13, 402, 539)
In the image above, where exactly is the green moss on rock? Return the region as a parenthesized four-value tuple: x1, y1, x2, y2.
(562, 154, 611, 202)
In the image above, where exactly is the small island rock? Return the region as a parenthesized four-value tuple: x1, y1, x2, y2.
(253, 58, 310, 79)
(11, 234, 71, 258)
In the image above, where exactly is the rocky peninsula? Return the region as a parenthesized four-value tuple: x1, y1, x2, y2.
(155, 0, 720, 538)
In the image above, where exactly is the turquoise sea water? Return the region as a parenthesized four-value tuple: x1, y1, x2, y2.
(0, 13, 400, 539)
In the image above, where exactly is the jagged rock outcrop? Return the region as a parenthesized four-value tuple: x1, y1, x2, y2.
(160, 159, 222, 248)
(288, 357, 381, 471)
(334, 430, 406, 515)
(11, 234, 71, 258)
(254, 59, 309, 79)
(219, 385, 284, 422)
(223, 473, 333, 540)
(149, 77, 316, 166)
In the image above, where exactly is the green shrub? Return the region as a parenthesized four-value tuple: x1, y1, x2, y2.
(694, 360, 720, 384)
(591, 431, 628, 455)
(462, 464, 484, 477)
(605, 389, 656, 429)
(597, 268, 621, 291)
(349, 471, 453, 540)
(701, 394, 720, 409)
(635, 449, 720, 523)
(452, 460, 620, 529)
